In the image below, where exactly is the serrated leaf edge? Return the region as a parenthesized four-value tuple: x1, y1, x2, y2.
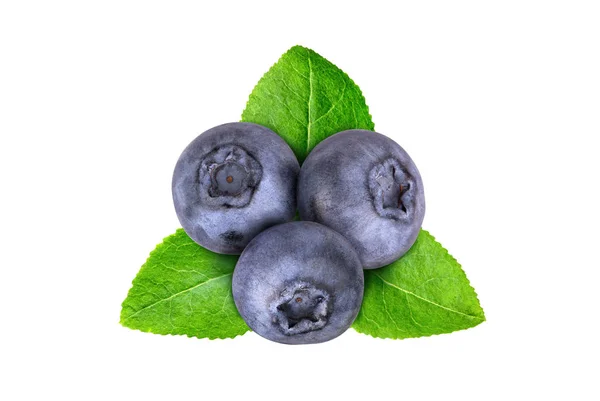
(352, 229, 486, 340)
(119, 229, 250, 340)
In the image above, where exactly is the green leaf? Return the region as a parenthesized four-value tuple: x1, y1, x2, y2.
(120, 229, 249, 339)
(352, 230, 485, 339)
(241, 45, 374, 162)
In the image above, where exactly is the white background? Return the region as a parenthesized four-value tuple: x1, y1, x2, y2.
(1, 1, 599, 400)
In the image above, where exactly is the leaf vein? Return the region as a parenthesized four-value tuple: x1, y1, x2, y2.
(311, 78, 348, 127)
(372, 273, 483, 320)
(275, 78, 304, 100)
(360, 311, 382, 329)
(381, 282, 406, 332)
(405, 293, 426, 328)
(122, 273, 232, 322)
(161, 262, 208, 278)
(306, 50, 314, 154)
(287, 61, 309, 80)
(265, 90, 306, 127)
(413, 276, 459, 291)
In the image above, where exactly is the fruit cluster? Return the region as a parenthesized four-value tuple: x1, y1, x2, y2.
(172, 122, 425, 344)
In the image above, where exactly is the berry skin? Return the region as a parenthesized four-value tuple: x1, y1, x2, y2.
(172, 122, 299, 254)
(232, 221, 364, 345)
(298, 130, 425, 269)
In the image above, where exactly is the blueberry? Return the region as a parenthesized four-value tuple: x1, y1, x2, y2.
(232, 221, 364, 344)
(298, 130, 425, 269)
(172, 122, 300, 254)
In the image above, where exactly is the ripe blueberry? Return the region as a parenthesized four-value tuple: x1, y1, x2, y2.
(232, 221, 364, 344)
(172, 122, 299, 254)
(298, 130, 425, 269)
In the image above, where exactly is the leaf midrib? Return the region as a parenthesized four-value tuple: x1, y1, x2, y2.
(372, 272, 484, 321)
(122, 273, 232, 322)
(306, 50, 314, 154)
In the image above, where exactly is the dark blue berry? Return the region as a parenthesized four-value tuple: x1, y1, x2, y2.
(172, 122, 299, 254)
(298, 130, 425, 269)
(232, 222, 364, 344)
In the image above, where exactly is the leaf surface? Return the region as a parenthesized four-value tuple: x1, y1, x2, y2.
(242, 45, 374, 162)
(353, 230, 485, 339)
(120, 229, 249, 339)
